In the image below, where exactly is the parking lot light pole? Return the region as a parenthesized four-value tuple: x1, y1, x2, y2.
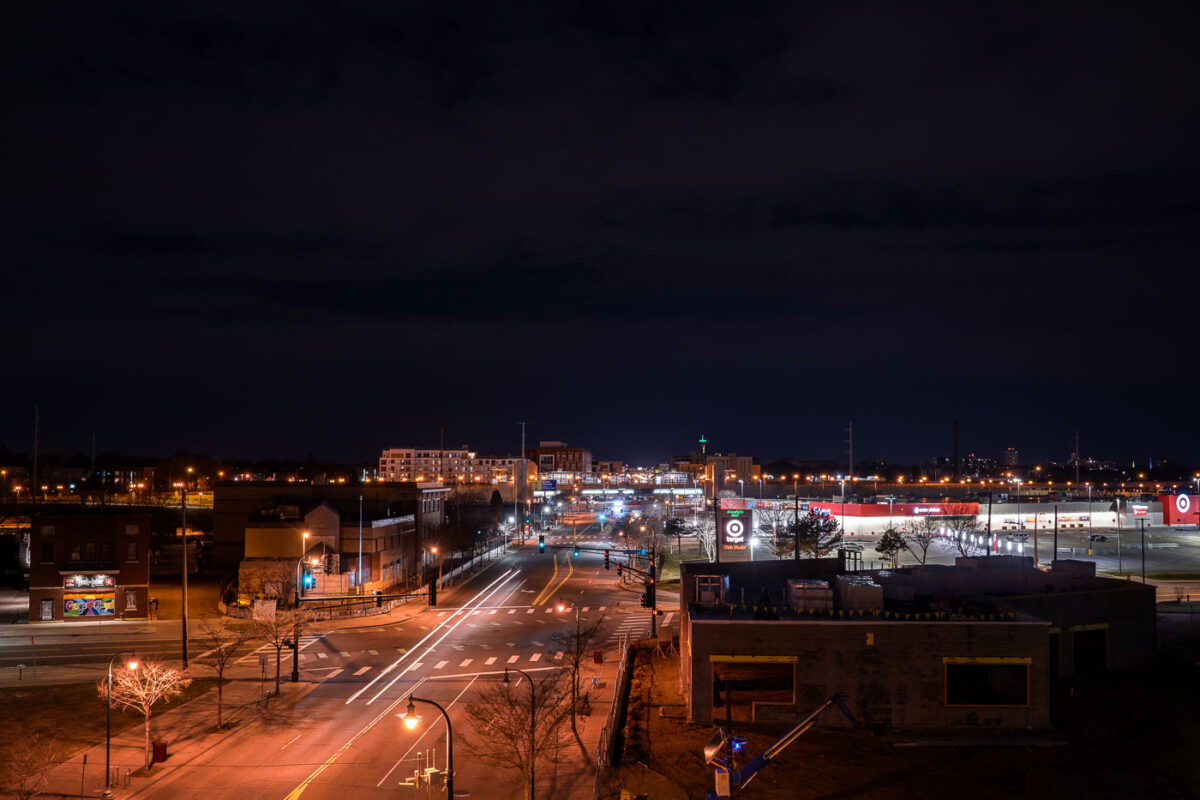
(105, 651, 138, 798)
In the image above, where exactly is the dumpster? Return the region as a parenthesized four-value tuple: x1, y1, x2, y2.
(152, 741, 168, 763)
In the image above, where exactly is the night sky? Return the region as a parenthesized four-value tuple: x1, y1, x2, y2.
(4, 3, 1199, 467)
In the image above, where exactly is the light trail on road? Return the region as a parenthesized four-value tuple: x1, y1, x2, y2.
(345, 568, 517, 705)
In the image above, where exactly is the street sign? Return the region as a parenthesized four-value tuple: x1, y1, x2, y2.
(541, 479, 557, 491)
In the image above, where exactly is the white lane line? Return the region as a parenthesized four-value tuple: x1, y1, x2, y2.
(346, 568, 519, 705)
(434, 660, 448, 670)
(529, 653, 542, 662)
(326, 669, 344, 679)
(281, 734, 302, 750)
(354, 666, 372, 676)
(362, 571, 527, 705)
(485, 657, 497, 665)
(459, 659, 472, 667)
(507, 655, 520, 664)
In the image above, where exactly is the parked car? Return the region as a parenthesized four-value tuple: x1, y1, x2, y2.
(1088, 534, 1110, 542)
(1007, 533, 1028, 542)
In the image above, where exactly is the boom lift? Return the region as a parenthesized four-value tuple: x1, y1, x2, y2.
(704, 693, 860, 799)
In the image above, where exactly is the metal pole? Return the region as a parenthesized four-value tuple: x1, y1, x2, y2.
(411, 696, 454, 800)
(1140, 519, 1146, 583)
(1053, 505, 1058, 562)
(181, 487, 188, 668)
(104, 651, 134, 798)
(987, 492, 993, 554)
(793, 475, 799, 561)
(1116, 497, 1123, 574)
(503, 670, 536, 800)
(358, 494, 363, 595)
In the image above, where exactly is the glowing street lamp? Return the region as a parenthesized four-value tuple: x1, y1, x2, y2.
(399, 696, 453, 798)
(104, 651, 138, 798)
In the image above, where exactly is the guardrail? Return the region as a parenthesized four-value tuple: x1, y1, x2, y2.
(593, 631, 636, 799)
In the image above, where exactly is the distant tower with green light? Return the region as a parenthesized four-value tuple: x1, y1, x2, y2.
(699, 434, 707, 457)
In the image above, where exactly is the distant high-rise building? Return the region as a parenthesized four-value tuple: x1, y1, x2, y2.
(699, 434, 707, 456)
(1003, 447, 1019, 467)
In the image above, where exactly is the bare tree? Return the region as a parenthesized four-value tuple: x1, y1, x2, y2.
(194, 616, 253, 729)
(903, 516, 941, 564)
(795, 511, 842, 558)
(757, 506, 791, 558)
(462, 671, 573, 800)
(98, 661, 192, 768)
(253, 607, 310, 694)
(943, 504, 984, 557)
(690, 514, 717, 561)
(239, 559, 298, 604)
(556, 615, 605, 759)
(0, 734, 58, 800)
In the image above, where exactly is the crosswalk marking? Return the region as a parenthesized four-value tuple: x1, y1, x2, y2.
(326, 668, 344, 679)
(437, 611, 447, 617)
(527, 608, 535, 614)
(459, 659, 472, 667)
(545, 607, 553, 613)
(434, 660, 448, 670)
(485, 657, 497, 665)
(582, 606, 590, 612)
(599, 606, 606, 611)
(412, 661, 423, 670)
(340, 651, 351, 658)
(507, 609, 517, 614)
(395, 648, 407, 654)
(529, 653, 542, 662)
(368, 649, 379, 655)
(489, 609, 497, 615)
(507, 655, 520, 664)
(353, 666, 371, 676)
(554, 651, 564, 660)
(472, 610, 482, 616)
(317, 652, 327, 659)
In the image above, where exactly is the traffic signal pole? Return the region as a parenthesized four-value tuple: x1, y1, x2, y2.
(649, 551, 657, 638)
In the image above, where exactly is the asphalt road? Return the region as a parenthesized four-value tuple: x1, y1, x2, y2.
(123, 537, 644, 800)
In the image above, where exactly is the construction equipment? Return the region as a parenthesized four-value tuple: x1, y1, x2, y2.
(704, 693, 860, 799)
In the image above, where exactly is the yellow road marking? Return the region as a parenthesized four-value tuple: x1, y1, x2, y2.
(539, 556, 573, 605)
(532, 553, 559, 606)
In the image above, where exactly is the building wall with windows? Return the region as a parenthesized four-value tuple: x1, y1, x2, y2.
(378, 447, 525, 484)
(28, 514, 151, 622)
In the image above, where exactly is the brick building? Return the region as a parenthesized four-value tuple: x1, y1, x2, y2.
(28, 514, 151, 623)
(678, 556, 1155, 730)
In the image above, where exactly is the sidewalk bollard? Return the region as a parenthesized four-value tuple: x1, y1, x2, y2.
(80, 753, 87, 799)
(16, 664, 23, 680)
(124, 768, 132, 787)
(111, 767, 119, 788)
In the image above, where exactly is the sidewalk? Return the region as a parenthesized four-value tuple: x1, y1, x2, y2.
(36, 668, 318, 799)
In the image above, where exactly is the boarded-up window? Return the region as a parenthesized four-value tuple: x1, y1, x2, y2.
(945, 662, 1028, 706)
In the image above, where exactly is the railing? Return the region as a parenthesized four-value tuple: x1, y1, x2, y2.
(593, 631, 637, 799)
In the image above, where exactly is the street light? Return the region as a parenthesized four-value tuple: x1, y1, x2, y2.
(503, 668, 537, 800)
(738, 479, 744, 497)
(104, 651, 138, 798)
(399, 696, 454, 799)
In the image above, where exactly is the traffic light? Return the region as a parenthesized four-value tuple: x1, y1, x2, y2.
(639, 592, 647, 607)
(616, 563, 623, 577)
(604, 550, 610, 569)
(573, 547, 580, 558)
(538, 534, 545, 553)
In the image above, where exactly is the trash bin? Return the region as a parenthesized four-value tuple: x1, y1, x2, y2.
(152, 741, 168, 763)
(593, 650, 604, 665)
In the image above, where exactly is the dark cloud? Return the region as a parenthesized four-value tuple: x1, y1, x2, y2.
(2, 1, 1199, 465)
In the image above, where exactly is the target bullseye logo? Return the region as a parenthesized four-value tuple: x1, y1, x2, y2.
(724, 518, 746, 543)
(1177, 494, 1192, 514)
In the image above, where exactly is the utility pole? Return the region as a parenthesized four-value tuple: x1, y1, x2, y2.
(32, 405, 38, 502)
(181, 485, 188, 669)
(1074, 430, 1081, 488)
(845, 422, 853, 486)
(1139, 518, 1146, 583)
(1053, 505, 1058, 562)
(518, 421, 526, 543)
(357, 494, 363, 595)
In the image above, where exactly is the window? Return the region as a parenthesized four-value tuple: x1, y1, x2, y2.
(944, 659, 1029, 706)
(99, 542, 113, 561)
(125, 524, 140, 536)
(127, 541, 138, 562)
(70, 543, 82, 562)
(41, 525, 56, 537)
(41, 542, 54, 563)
